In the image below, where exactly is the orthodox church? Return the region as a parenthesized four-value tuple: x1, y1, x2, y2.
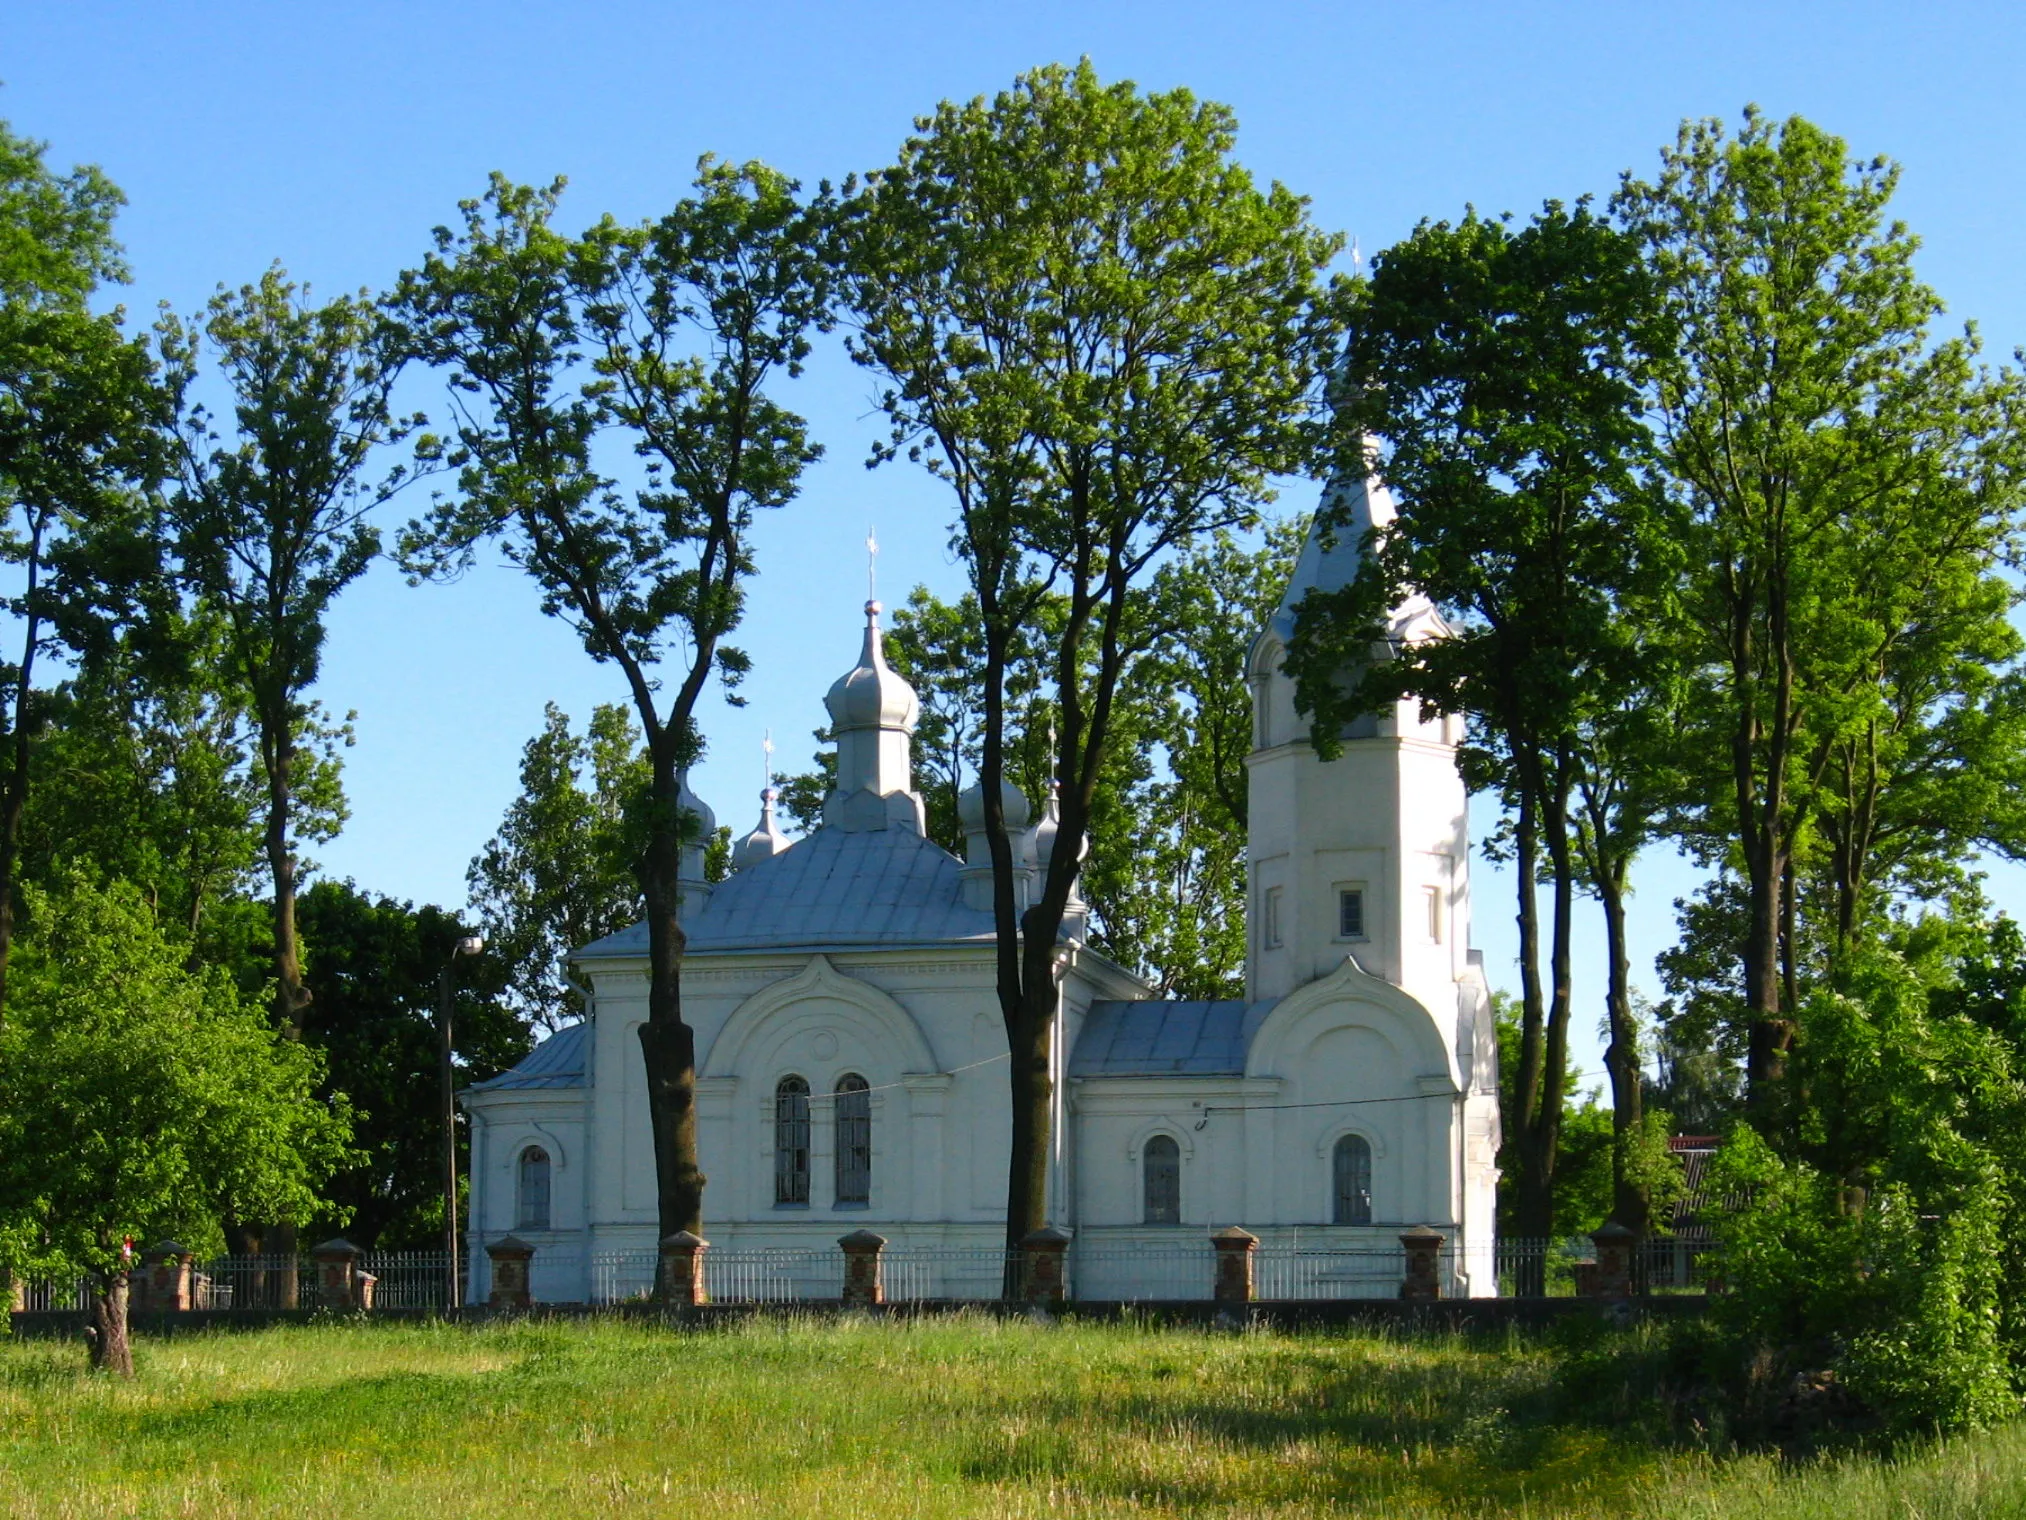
(463, 463, 1502, 1302)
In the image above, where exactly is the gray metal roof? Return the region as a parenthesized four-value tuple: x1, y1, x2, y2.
(573, 824, 997, 958)
(1068, 997, 1279, 1077)
(469, 1021, 587, 1092)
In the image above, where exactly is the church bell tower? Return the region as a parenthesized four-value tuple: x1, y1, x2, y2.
(1243, 463, 1475, 1016)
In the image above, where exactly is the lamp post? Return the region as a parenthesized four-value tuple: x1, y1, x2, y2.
(439, 934, 484, 1309)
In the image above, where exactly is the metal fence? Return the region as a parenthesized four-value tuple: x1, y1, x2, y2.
(18, 1235, 1717, 1312)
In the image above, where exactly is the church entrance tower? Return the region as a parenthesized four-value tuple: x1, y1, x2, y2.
(1244, 464, 1474, 1019)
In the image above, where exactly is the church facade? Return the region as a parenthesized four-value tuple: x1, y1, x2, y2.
(463, 466, 1502, 1302)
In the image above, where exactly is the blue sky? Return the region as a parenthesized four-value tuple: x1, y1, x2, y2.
(8, 1, 2025, 1078)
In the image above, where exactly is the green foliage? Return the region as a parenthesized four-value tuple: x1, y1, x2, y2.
(1617, 110, 2026, 1106)
(294, 881, 527, 1249)
(0, 873, 351, 1280)
(1703, 935, 2026, 1434)
(467, 702, 645, 1030)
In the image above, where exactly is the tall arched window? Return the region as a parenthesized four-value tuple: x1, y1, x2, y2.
(834, 1074, 871, 1206)
(516, 1146, 551, 1231)
(1143, 1134, 1181, 1225)
(774, 1076, 810, 1205)
(1333, 1134, 1373, 1225)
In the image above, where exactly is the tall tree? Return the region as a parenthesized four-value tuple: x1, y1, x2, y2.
(394, 162, 833, 1252)
(295, 880, 527, 1249)
(0, 122, 158, 1016)
(1616, 109, 2026, 1116)
(159, 268, 421, 1039)
(468, 702, 647, 1030)
(1285, 201, 1670, 1242)
(846, 62, 1345, 1248)
(0, 873, 350, 1375)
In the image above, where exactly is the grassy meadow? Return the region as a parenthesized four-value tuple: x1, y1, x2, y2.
(1, 1314, 2023, 1518)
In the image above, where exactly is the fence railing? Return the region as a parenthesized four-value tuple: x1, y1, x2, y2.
(17, 1234, 1717, 1312)
(19, 1249, 467, 1314)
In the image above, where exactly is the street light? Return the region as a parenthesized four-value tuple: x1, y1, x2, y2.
(439, 934, 484, 1310)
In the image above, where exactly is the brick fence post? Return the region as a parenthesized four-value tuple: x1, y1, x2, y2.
(659, 1231, 709, 1307)
(1588, 1221, 1634, 1300)
(1210, 1227, 1258, 1304)
(1398, 1225, 1446, 1301)
(312, 1238, 364, 1310)
(839, 1229, 887, 1307)
(486, 1236, 536, 1309)
(139, 1241, 193, 1313)
(1020, 1226, 1072, 1306)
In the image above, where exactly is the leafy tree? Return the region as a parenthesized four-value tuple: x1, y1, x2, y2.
(0, 122, 159, 1016)
(20, 617, 272, 945)
(845, 62, 1345, 1248)
(394, 162, 834, 1250)
(1286, 202, 1670, 1241)
(159, 267, 419, 1041)
(0, 873, 350, 1375)
(1703, 930, 2026, 1434)
(469, 702, 647, 1030)
(295, 880, 527, 1248)
(1616, 109, 2026, 1115)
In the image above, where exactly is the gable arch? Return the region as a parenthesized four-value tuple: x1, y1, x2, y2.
(1246, 956, 1456, 1090)
(702, 954, 937, 1081)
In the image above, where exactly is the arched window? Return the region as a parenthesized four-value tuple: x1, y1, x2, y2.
(774, 1076, 810, 1205)
(1143, 1134, 1181, 1225)
(1333, 1134, 1373, 1225)
(516, 1146, 551, 1231)
(834, 1074, 871, 1206)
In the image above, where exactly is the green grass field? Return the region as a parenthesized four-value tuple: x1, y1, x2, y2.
(1, 1315, 2023, 1518)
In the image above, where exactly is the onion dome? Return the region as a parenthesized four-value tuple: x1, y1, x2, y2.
(956, 777, 1032, 833)
(824, 600, 920, 735)
(676, 770, 717, 839)
(733, 786, 791, 872)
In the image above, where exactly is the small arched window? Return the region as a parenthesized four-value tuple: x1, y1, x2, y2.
(835, 1074, 871, 1206)
(1333, 1134, 1373, 1225)
(516, 1146, 551, 1231)
(1143, 1134, 1181, 1226)
(774, 1076, 810, 1206)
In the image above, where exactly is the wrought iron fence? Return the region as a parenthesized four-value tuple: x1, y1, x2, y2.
(1255, 1246, 1409, 1300)
(1069, 1244, 1213, 1301)
(357, 1251, 464, 1309)
(12, 1235, 1716, 1313)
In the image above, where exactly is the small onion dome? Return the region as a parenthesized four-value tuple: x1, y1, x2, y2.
(1032, 782, 1086, 871)
(676, 769, 717, 838)
(734, 786, 790, 872)
(824, 600, 921, 734)
(957, 776, 1032, 832)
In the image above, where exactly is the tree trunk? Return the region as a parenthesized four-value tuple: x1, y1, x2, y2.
(0, 514, 47, 1025)
(264, 726, 310, 1039)
(88, 1271, 133, 1377)
(259, 721, 305, 1306)
(1598, 857, 1647, 1233)
(639, 743, 705, 1278)
(1509, 790, 1554, 1268)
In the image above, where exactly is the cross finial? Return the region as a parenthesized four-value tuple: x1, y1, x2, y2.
(866, 526, 879, 602)
(1351, 236, 1363, 276)
(762, 728, 774, 791)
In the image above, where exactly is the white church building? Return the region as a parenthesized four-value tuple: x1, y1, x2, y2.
(463, 464, 1502, 1302)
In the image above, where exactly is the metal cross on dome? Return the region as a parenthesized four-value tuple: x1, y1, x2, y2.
(866, 526, 879, 603)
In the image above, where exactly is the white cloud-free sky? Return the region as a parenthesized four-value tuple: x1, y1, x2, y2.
(9, 1, 2025, 1080)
